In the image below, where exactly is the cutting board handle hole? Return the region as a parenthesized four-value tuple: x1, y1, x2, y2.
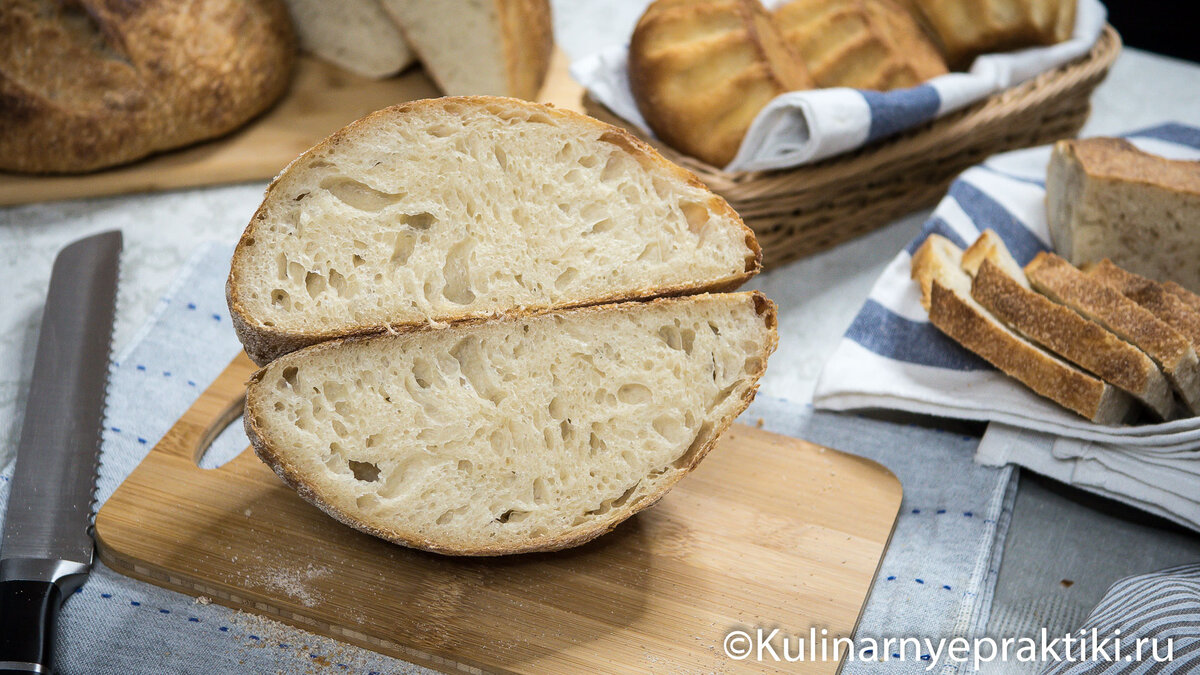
(195, 394, 249, 469)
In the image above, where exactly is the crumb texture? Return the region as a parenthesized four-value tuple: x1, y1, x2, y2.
(247, 294, 775, 554)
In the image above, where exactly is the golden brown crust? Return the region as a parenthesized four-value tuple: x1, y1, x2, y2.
(1026, 253, 1194, 371)
(774, 0, 947, 90)
(497, 0, 554, 100)
(1057, 138, 1200, 198)
(628, 0, 813, 167)
(929, 278, 1125, 423)
(1164, 282, 1200, 315)
(902, 0, 1077, 69)
(0, 0, 295, 174)
(973, 259, 1171, 419)
(227, 96, 763, 365)
(1086, 260, 1200, 349)
(245, 292, 778, 556)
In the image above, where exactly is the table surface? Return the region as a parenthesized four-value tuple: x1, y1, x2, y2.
(2, 0, 1199, 666)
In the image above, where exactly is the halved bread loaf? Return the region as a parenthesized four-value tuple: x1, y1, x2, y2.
(963, 232, 1173, 420)
(380, 0, 552, 99)
(1085, 260, 1200, 349)
(284, 0, 414, 79)
(911, 235, 1133, 424)
(1026, 252, 1200, 415)
(1046, 138, 1200, 293)
(774, 0, 947, 91)
(227, 97, 761, 365)
(245, 292, 778, 556)
(628, 0, 814, 167)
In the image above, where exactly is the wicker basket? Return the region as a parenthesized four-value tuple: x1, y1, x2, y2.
(586, 25, 1122, 270)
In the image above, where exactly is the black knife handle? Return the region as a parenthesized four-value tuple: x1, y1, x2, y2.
(0, 580, 61, 674)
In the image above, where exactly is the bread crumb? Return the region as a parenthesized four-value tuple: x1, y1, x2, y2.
(195, 596, 213, 605)
(754, 418, 764, 428)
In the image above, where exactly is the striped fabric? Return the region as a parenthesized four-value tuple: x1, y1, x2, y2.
(1040, 565, 1200, 674)
(813, 123, 1200, 447)
(570, 0, 1106, 171)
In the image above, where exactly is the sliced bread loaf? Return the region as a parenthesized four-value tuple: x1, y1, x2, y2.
(1046, 138, 1200, 293)
(245, 292, 778, 556)
(1085, 260, 1200, 349)
(284, 0, 414, 78)
(1026, 252, 1200, 415)
(380, 0, 552, 99)
(911, 235, 1133, 424)
(227, 97, 761, 365)
(963, 232, 1173, 420)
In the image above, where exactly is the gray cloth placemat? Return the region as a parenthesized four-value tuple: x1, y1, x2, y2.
(0, 242, 1015, 673)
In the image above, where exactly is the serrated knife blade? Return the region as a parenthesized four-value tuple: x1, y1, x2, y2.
(0, 230, 121, 675)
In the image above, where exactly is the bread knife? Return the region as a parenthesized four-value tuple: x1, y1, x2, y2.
(0, 231, 121, 674)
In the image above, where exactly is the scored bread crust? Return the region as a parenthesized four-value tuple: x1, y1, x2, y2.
(0, 0, 294, 173)
(244, 292, 779, 556)
(628, 0, 813, 167)
(227, 96, 763, 365)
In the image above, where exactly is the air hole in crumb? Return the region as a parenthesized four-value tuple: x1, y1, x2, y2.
(349, 460, 380, 482)
(305, 271, 325, 298)
(320, 177, 405, 211)
(679, 201, 709, 235)
(617, 383, 651, 405)
(401, 212, 436, 230)
(281, 366, 298, 389)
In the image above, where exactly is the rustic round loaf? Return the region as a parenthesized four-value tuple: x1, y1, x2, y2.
(0, 0, 295, 174)
(901, 0, 1077, 69)
(774, 0, 947, 91)
(628, 0, 812, 168)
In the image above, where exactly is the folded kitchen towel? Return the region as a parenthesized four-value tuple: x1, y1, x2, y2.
(0, 243, 1013, 674)
(1038, 564, 1200, 674)
(812, 122, 1200, 446)
(570, 0, 1106, 172)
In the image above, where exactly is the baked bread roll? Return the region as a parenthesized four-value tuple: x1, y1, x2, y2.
(628, 0, 813, 167)
(285, 0, 414, 79)
(246, 292, 777, 555)
(902, 0, 1076, 69)
(774, 0, 947, 90)
(228, 97, 762, 365)
(381, 0, 552, 100)
(1047, 138, 1200, 294)
(0, 0, 294, 173)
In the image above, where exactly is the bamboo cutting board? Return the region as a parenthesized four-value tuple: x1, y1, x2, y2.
(0, 51, 583, 207)
(95, 354, 902, 674)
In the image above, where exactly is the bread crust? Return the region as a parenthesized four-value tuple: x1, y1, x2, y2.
(227, 95, 763, 365)
(973, 259, 1172, 420)
(497, 0, 554, 100)
(1164, 282, 1200, 315)
(0, 0, 295, 174)
(244, 292, 779, 556)
(1086, 260, 1200, 349)
(902, 0, 1077, 69)
(1056, 138, 1200, 194)
(628, 0, 812, 167)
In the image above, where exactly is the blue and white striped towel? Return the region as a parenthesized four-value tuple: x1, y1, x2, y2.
(570, 0, 1106, 172)
(812, 122, 1200, 530)
(1040, 564, 1200, 674)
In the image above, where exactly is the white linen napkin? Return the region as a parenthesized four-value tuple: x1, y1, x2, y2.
(570, 0, 1107, 172)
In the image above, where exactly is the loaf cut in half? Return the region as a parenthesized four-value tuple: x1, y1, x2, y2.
(245, 292, 778, 555)
(381, 0, 553, 100)
(0, 0, 294, 173)
(228, 97, 761, 365)
(628, 0, 813, 167)
(1026, 252, 1200, 416)
(284, 0, 414, 79)
(1047, 138, 1200, 294)
(901, 0, 1076, 69)
(963, 232, 1174, 421)
(912, 235, 1133, 424)
(774, 0, 947, 91)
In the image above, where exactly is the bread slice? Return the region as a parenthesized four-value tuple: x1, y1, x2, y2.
(380, 0, 552, 99)
(911, 235, 1133, 424)
(284, 0, 414, 79)
(1025, 252, 1200, 415)
(1047, 138, 1200, 293)
(963, 232, 1173, 420)
(1085, 259, 1200, 349)
(1165, 281, 1200, 315)
(244, 292, 778, 556)
(227, 97, 762, 365)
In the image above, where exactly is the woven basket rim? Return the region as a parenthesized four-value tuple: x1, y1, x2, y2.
(586, 24, 1122, 189)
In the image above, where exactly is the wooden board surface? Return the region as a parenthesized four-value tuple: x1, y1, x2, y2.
(95, 353, 902, 674)
(0, 51, 584, 207)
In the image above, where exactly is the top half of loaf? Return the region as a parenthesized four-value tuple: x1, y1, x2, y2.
(228, 96, 762, 365)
